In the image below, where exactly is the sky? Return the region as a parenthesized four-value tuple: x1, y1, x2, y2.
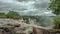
(0, 0, 56, 16)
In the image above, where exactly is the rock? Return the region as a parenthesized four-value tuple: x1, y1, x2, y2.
(16, 33, 26, 34)
(33, 27, 43, 34)
(0, 29, 4, 34)
(0, 26, 16, 34)
(6, 23, 20, 27)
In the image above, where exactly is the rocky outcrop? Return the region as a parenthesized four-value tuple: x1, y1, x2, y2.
(0, 19, 34, 34)
(0, 19, 59, 34)
(0, 26, 16, 34)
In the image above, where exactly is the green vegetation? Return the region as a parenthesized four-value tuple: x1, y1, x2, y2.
(49, 0, 60, 29)
(22, 16, 36, 19)
(49, 0, 60, 15)
(0, 11, 21, 19)
(0, 11, 36, 20)
(6, 11, 22, 19)
(53, 16, 60, 29)
(0, 13, 6, 18)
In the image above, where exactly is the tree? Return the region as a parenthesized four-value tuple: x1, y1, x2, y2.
(0, 13, 6, 18)
(6, 11, 21, 19)
(53, 16, 60, 29)
(49, 0, 60, 15)
(49, 0, 60, 29)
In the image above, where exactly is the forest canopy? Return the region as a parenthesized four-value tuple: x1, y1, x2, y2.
(49, 0, 60, 15)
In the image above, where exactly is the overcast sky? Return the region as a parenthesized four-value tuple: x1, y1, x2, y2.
(0, 0, 56, 16)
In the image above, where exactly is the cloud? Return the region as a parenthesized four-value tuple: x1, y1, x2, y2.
(16, 0, 35, 2)
(17, 0, 29, 2)
(0, 0, 55, 16)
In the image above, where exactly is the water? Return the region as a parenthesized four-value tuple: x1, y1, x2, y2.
(34, 16, 55, 28)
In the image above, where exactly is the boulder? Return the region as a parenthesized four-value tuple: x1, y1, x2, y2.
(33, 27, 43, 34)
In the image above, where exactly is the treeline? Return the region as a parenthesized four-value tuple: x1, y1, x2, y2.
(0, 11, 21, 19)
(0, 13, 6, 18)
(0, 11, 36, 20)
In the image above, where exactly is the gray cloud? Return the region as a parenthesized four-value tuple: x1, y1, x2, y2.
(33, 2, 49, 9)
(0, 0, 27, 11)
(16, 0, 36, 2)
(0, 0, 55, 16)
(17, 0, 28, 2)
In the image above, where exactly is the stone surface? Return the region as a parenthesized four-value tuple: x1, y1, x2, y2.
(33, 27, 43, 34)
